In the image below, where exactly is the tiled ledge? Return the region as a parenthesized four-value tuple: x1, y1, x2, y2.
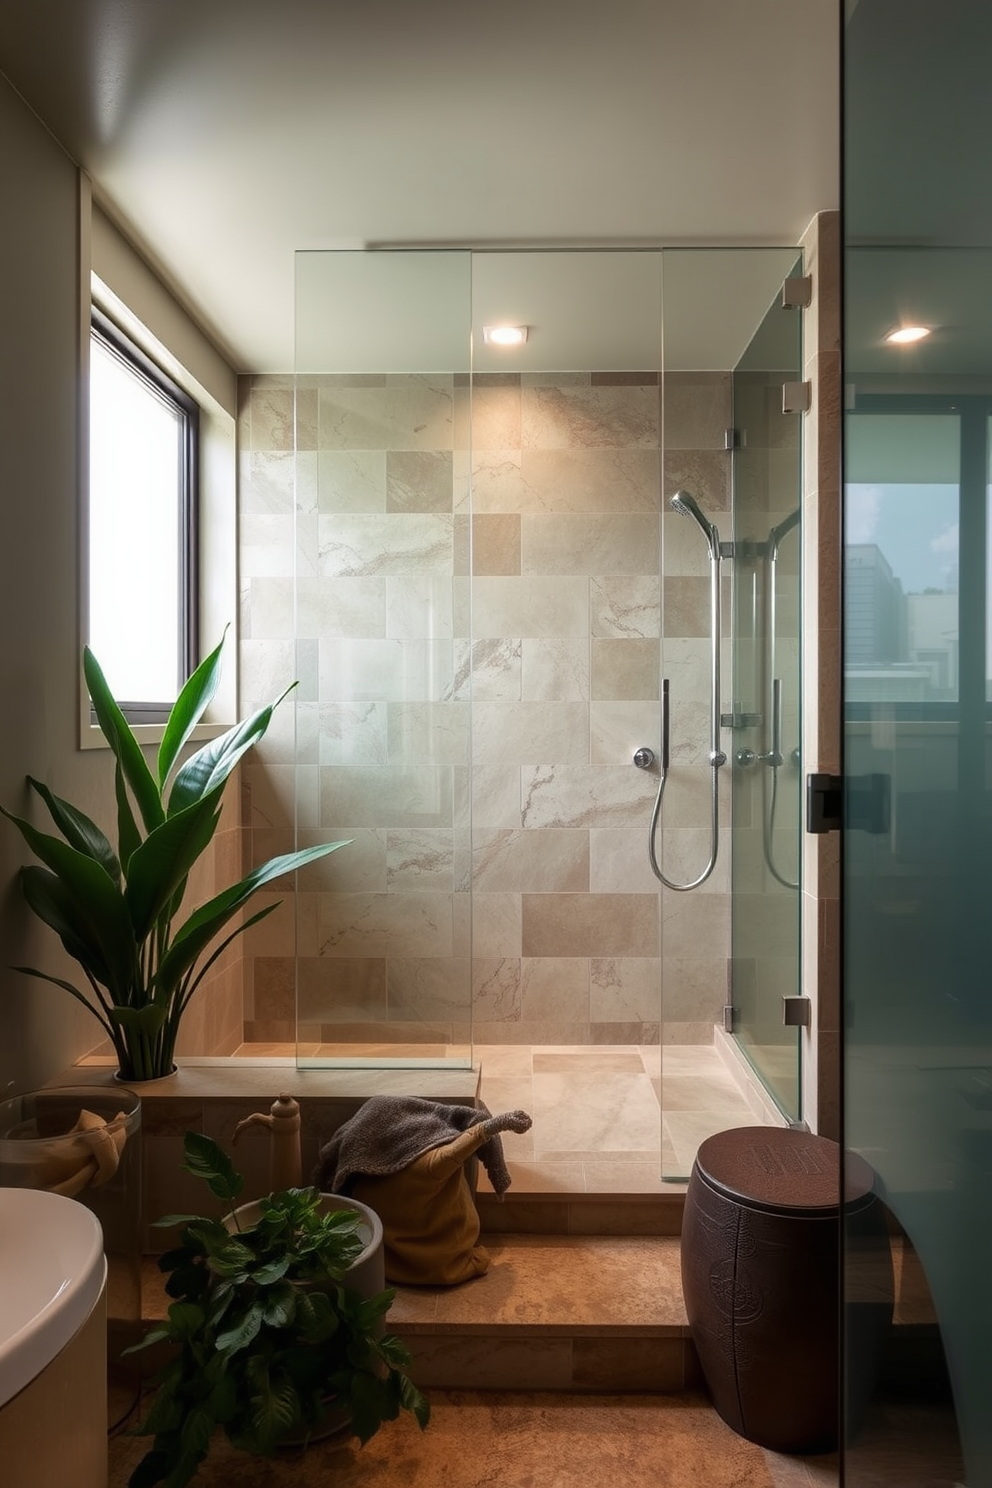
(57, 1058, 480, 1249)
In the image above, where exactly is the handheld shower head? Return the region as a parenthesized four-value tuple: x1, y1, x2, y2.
(670, 489, 720, 560)
(767, 507, 801, 560)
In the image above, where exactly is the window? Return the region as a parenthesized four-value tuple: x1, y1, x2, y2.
(88, 309, 198, 722)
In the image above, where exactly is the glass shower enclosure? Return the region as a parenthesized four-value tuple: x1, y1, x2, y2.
(284, 248, 805, 1173)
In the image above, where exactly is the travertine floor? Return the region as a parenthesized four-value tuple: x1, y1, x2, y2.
(109, 1390, 838, 1488)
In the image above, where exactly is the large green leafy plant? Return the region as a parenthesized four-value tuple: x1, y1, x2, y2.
(129, 1133, 429, 1488)
(1, 636, 347, 1080)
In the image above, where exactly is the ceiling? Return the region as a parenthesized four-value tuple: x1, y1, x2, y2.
(0, 0, 840, 372)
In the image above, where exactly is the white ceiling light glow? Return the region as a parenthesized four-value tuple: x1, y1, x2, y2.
(885, 325, 931, 345)
(483, 325, 528, 347)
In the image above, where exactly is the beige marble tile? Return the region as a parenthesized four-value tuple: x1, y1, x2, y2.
(469, 637, 522, 700)
(664, 1108, 760, 1175)
(521, 763, 657, 830)
(523, 512, 659, 576)
(317, 636, 456, 702)
(663, 447, 732, 512)
(531, 1070, 661, 1156)
(317, 448, 386, 512)
(663, 371, 731, 449)
(590, 573, 661, 638)
(319, 764, 453, 829)
(522, 383, 659, 449)
(474, 1043, 535, 1077)
(591, 637, 661, 701)
(534, 1050, 644, 1074)
(472, 700, 590, 768)
(589, 828, 660, 894)
(472, 957, 522, 1021)
(589, 700, 662, 769)
(318, 512, 453, 578)
(519, 958, 590, 1025)
(386, 701, 471, 765)
(316, 890, 453, 958)
(468, 381, 522, 447)
(471, 574, 589, 637)
(522, 891, 659, 959)
(473, 828, 589, 892)
(471, 512, 521, 574)
(664, 574, 711, 636)
(386, 449, 453, 513)
(317, 378, 454, 451)
(519, 447, 660, 512)
(385, 573, 455, 640)
(521, 638, 589, 700)
(296, 574, 387, 639)
(590, 955, 662, 1021)
(472, 891, 522, 957)
(385, 829, 455, 891)
(468, 447, 528, 513)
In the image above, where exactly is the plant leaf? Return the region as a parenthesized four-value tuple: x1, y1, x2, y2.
(113, 758, 142, 874)
(9, 964, 115, 1041)
(181, 1132, 244, 1204)
(167, 689, 294, 816)
(27, 778, 120, 883)
(157, 632, 228, 790)
(84, 646, 164, 834)
(123, 795, 222, 943)
(157, 841, 350, 991)
(17, 857, 134, 999)
(216, 1300, 264, 1355)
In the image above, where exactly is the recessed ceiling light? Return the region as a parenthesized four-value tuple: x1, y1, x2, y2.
(885, 326, 931, 345)
(483, 325, 528, 347)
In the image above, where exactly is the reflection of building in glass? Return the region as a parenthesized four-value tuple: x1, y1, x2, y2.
(845, 545, 905, 663)
(845, 544, 958, 701)
(906, 591, 958, 694)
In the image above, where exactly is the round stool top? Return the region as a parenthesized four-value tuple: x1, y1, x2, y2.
(692, 1126, 876, 1216)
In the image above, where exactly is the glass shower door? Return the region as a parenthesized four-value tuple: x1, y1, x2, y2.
(291, 249, 474, 1069)
(729, 264, 803, 1122)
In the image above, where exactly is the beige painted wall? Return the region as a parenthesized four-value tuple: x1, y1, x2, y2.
(0, 72, 241, 1092)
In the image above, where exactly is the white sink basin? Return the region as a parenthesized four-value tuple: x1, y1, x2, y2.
(0, 1187, 105, 1408)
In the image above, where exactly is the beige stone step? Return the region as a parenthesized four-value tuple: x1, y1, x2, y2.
(377, 1233, 696, 1393)
(142, 1232, 697, 1394)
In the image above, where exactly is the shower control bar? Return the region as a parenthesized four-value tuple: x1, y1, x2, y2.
(648, 490, 726, 893)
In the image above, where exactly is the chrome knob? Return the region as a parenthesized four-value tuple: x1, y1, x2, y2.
(632, 747, 655, 770)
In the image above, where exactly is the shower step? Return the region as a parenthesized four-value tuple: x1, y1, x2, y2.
(139, 1233, 698, 1394)
(388, 1233, 698, 1392)
(475, 1185, 686, 1237)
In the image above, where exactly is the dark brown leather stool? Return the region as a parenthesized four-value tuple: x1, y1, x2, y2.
(681, 1126, 891, 1454)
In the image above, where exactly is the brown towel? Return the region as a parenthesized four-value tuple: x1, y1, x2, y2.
(312, 1095, 514, 1197)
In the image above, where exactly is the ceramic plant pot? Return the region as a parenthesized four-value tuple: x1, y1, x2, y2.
(226, 1192, 387, 1444)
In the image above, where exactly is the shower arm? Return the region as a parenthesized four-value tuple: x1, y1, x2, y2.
(649, 533, 726, 893)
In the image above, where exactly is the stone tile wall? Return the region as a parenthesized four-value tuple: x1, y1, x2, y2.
(237, 366, 732, 1050)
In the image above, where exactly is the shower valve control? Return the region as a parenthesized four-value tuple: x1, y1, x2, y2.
(632, 747, 656, 770)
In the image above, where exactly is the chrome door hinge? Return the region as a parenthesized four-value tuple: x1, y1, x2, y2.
(725, 427, 741, 450)
(782, 381, 812, 415)
(723, 1005, 736, 1034)
(782, 275, 812, 309)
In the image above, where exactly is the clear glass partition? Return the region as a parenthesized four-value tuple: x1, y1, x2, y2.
(659, 248, 803, 1180)
(293, 250, 473, 1068)
(729, 257, 803, 1123)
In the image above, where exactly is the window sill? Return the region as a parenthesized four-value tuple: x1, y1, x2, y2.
(79, 720, 231, 752)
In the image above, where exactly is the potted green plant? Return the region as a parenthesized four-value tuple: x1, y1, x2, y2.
(1, 635, 348, 1081)
(128, 1132, 429, 1488)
